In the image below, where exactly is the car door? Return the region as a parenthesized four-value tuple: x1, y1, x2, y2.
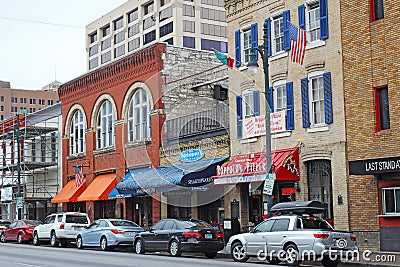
(266, 218, 290, 255)
(40, 215, 55, 239)
(84, 221, 100, 246)
(13, 221, 23, 240)
(5, 222, 17, 240)
(245, 219, 274, 256)
(141, 220, 165, 251)
(158, 220, 176, 251)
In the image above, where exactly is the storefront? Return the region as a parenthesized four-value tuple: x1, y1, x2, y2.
(213, 147, 300, 224)
(349, 156, 400, 252)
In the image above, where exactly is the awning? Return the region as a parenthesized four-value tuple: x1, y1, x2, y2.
(117, 157, 228, 194)
(108, 168, 150, 198)
(77, 173, 116, 202)
(213, 148, 299, 185)
(51, 178, 86, 203)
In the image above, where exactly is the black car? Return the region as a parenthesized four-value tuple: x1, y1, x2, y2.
(133, 218, 224, 258)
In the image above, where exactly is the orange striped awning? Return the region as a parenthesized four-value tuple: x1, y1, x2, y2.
(51, 178, 86, 203)
(77, 173, 116, 202)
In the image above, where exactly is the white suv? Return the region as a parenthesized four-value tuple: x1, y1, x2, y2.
(33, 212, 90, 247)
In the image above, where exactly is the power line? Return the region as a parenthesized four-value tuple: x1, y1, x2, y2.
(0, 16, 87, 29)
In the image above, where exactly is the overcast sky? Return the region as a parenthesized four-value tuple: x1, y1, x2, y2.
(0, 0, 127, 89)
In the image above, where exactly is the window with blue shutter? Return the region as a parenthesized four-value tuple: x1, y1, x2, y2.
(323, 72, 333, 124)
(301, 78, 310, 128)
(298, 5, 306, 30)
(283, 10, 291, 51)
(269, 87, 274, 112)
(253, 91, 260, 116)
(235, 30, 241, 67)
(265, 18, 271, 57)
(236, 95, 243, 139)
(320, 0, 329, 40)
(251, 23, 258, 60)
(286, 82, 294, 130)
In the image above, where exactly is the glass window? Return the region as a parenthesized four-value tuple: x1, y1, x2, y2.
(44, 216, 55, 224)
(371, 0, 384, 21)
(242, 28, 252, 64)
(200, 39, 227, 53)
(101, 38, 111, 50)
(88, 221, 100, 229)
(183, 20, 195, 33)
(89, 44, 98, 56)
(96, 100, 115, 149)
(65, 215, 89, 224)
(114, 45, 125, 58)
(375, 86, 390, 131)
(128, 37, 141, 52)
(89, 57, 98, 70)
(114, 31, 125, 44)
(128, 24, 140, 38)
(99, 220, 109, 228)
(307, 3, 320, 43)
(144, 30, 156, 44)
(110, 220, 140, 227)
(382, 188, 400, 215)
(243, 91, 254, 118)
(101, 51, 112, 64)
(144, 2, 154, 15)
(254, 219, 274, 233)
(160, 0, 171, 6)
(270, 219, 290, 231)
(160, 6, 173, 21)
(272, 15, 284, 54)
(102, 25, 110, 37)
(309, 75, 324, 125)
(274, 83, 287, 111)
(162, 220, 176, 230)
(128, 9, 139, 23)
(113, 17, 124, 30)
(183, 36, 195, 48)
(69, 110, 86, 156)
(160, 22, 173, 37)
(128, 88, 150, 142)
(183, 4, 195, 17)
(89, 32, 97, 43)
(151, 220, 166, 231)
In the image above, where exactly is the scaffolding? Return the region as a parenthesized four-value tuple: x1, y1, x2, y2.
(0, 103, 61, 220)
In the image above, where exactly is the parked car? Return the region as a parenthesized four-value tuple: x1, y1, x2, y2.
(0, 220, 11, 235)
(76, 219, 144, 251)
(33, 212, 90, 247)
(133, 218, 224, 258)
(1, 220, 42, 243)
(226, 201, 358, 267)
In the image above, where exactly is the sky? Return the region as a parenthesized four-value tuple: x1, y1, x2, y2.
(0, 0, 127, 89)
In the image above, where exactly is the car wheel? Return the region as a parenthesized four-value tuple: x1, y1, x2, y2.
(134, 239, 145, 254)
(284, 244, 302, 266)
(322, 256, 340, 267)
(205, 252, 218, 258)
(100, 236, 109, 251)
(76, 235, 84, 249)
(50, 232, 59, 247)
(168, 239, 182, 257)
(231, 242, 249, 262)
(0, 233, 6, 243)
(17, 233, 24, 244)
(33, 232, 40, 246)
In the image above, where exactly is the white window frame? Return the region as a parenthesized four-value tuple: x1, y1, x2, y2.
(306, 1, 320, 43)
(128, 89, 151, 142)
(271, 14, 284, 55)
(382, 187, 400, 215)
(241, 26, 252, 65)
(308, 71, 325, 126)
(242, 89, 254, 119)
(96, 100, 115, 149)
(273, 80, 287, 112)
(69, 110, 86, 156)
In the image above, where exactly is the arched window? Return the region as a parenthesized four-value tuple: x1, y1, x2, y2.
(127, 89, 150, 142)
(96, 100, 115, 149)
(69, 110, 86, 155)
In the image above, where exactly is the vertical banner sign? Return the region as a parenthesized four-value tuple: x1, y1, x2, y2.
(263, 173, 276, 195)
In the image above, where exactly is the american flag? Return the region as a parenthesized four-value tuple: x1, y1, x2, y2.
(288, 22, 307, 65)
(75, 165, 84, 187)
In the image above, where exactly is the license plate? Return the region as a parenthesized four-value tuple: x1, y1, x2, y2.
(204, 233, 213, 239)
(125, 232, 135, 237)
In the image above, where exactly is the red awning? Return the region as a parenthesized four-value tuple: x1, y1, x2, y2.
(213, 147, 299, 185)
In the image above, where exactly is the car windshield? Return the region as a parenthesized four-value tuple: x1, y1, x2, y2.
(65, 215, 89, 224)
(301, 218, 332, 230)
(179, 220, 211, 229)
(25, 221, 42, 226)
(110, 220, 140, 227)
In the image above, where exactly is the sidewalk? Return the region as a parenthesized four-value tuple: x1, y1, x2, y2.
(217, 249, 400, 266)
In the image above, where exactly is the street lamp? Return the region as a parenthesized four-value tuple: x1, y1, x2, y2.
(248, 21, 273, 218)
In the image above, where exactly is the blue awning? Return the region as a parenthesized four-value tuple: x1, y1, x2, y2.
(109, 167, 151, 198)
(116, 157, 228, 194)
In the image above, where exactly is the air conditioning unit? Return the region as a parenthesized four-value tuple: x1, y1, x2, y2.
(213, 84, 228, 101)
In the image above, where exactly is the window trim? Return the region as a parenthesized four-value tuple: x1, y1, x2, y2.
(270, 14, 284, 55)
(382, 187, 400, 215)
(374, 85, 390, 132)
(127, 89, 151, 143)
(370, 0, 384, 22)
(273, 80, 287, 112)
(69, 110, 86, 156)
(96, 100, 115, 149)
(305, 1, 321, 44)
(308, 71, 325, 127)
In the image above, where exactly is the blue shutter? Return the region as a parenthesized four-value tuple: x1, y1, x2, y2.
(253, 91, 260, 116)
(235, 30, 241, 67)
(323, 72, 333, 124)
(283, 10, 291, 51)
(251, 23, 258, 60)
(269, 87, 274, 112)
(298, 5, 306, 30)
(301, 78, 310, 128)
(236, 96, 243, 139)
(286, 82, 294, 130)
(265, 18, 272, 57)
(320, 0, 329, 40)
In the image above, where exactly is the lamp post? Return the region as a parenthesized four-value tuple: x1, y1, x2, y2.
(16, 117, 22, 220)
(248, 21, 273, 218)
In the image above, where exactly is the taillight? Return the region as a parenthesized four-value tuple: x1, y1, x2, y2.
(59, 223, 64, 229)
(350, 234, 356, 241)
(215, 233, 224, 239)
(314, 233, 329, 239)
(183, 232, 202, 238)
(111, 229, 125, 235)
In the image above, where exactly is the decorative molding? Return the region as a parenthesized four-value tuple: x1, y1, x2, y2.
(305, 61, 325, 73)
(226, 0, 266, 19)
(267, 0, 285, 14)
(240, 80, 255, 90)
(239, 16, 253, 27)
(270, 71, 288, 84)
(301, 148, 332, 162)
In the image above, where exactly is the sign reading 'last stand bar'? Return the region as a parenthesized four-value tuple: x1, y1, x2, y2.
(349, 156, 400, 175)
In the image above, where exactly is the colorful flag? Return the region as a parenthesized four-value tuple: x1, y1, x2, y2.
(288, 22, 307, 65)
(213, 49, 234, 68)
(75, 165, 84, 187)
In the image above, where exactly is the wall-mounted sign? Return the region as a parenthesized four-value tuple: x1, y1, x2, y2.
(243, 111, 286, 139)
(178, 149, 205, 163)
(349, 156, 400, 175)
(1, 187, 13, 202)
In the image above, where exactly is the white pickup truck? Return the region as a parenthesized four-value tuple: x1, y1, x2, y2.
(226, 201, 358, 267)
